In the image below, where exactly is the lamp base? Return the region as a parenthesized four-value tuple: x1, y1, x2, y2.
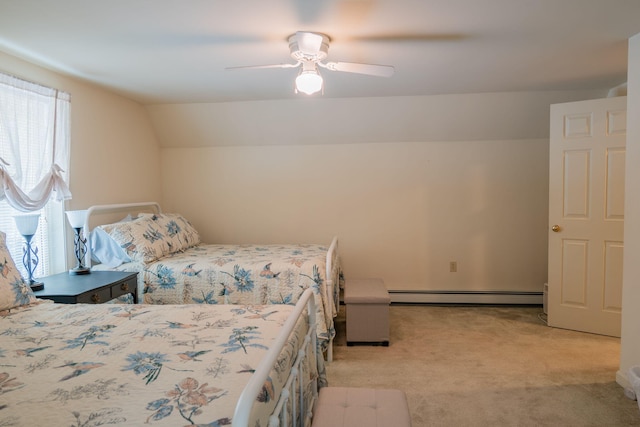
(69, 267, 90, 275)
(29, 281, 44, 291)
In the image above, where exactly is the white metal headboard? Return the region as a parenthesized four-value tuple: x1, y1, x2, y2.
(83, 202, 162, 268)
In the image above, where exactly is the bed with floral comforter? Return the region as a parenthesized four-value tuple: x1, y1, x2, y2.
(90, 212, 339, 352)
(0, 300, 320, 426)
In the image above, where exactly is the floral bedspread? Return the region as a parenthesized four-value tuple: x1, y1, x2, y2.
(105, 243, 338, 349)
(0, 300, 320, 426)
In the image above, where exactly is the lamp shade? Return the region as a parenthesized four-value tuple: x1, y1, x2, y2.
(65, 210, 88, 229)
(13, 213, 41, 236)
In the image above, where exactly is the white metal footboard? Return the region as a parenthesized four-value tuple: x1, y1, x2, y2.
(324, 236, 339, 362)
(233, 288, 319, 427)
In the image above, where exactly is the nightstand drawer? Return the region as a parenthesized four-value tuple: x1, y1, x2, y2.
(110, 276, 137, 300)
(77, 287, 111, 304)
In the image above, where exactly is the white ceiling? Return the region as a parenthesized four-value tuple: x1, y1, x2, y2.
(0, 0, 639, 105)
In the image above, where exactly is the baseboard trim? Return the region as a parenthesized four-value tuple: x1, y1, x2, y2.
(389, 290, 543, 305)
(616, 369, 636, 400)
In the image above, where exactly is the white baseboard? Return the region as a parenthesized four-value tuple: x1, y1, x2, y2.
(389, 290, 543, 305)
(616, 369, 636, 400)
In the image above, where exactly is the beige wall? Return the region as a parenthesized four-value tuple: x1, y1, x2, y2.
(156, 91, 608, 294)
(161, 139, 549, 292)
(0, 51, 162, 210)
(619, 33, 640, 392)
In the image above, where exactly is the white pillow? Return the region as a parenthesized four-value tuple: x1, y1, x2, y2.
(90, 227, 132, 268)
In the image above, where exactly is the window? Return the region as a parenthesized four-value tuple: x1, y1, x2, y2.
(0, 72, 71, 278)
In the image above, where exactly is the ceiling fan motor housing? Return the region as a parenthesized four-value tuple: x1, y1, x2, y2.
(288, 32, 330, 62)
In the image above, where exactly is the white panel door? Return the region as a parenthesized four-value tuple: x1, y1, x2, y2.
(548, 96, 626, 337)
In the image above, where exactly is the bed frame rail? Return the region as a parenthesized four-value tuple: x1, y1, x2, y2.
(233, 288, 318, 427)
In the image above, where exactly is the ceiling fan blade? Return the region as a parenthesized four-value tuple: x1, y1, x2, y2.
(296, 31, 324, 55)
(346, 33, 468, 43)
(226, 63, 300, 71)
(322, 61, 395, 77)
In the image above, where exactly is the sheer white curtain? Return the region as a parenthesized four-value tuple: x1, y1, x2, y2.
(0, 72, 71, 210)
(0, 72, 71, 278)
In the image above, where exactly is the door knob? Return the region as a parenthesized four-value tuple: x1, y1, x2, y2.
(552, 225, 560, 232)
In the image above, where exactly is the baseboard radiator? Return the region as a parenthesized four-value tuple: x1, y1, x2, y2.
(389, 290, 543, 305)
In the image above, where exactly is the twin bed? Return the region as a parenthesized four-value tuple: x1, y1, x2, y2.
(84, 202, 341, 361)
(0, 226, 324, 426)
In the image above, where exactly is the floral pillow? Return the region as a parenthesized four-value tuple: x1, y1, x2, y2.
(99, 213, 201, 264)
(0, 231, 37, 310)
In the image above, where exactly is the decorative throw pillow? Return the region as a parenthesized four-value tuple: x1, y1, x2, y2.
(0, 231, 37, 310)
(99, 213, 200, 264)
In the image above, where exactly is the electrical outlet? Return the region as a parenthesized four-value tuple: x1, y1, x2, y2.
(450, 261, 457, 273)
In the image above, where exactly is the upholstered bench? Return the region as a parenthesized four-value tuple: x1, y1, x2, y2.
(311, 387, 412, 427)
(344, 278, 391, 346)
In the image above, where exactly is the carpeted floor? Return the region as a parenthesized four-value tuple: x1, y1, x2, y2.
(326, 304, 640, 426)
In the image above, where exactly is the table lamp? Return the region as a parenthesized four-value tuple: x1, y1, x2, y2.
(13, 213, 44, 291)
(66, 210, 90, 275)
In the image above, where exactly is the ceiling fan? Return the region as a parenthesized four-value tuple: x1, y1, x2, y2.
(226, 31, 395, 95)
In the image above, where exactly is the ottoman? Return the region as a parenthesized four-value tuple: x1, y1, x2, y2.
(344, 278, 390, 346)
(311, 387, 411, 427)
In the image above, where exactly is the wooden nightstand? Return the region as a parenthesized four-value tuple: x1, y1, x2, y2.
(32, 271, 138, 304)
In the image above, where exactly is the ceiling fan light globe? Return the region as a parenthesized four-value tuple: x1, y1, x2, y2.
(295, 71, 323, 95)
